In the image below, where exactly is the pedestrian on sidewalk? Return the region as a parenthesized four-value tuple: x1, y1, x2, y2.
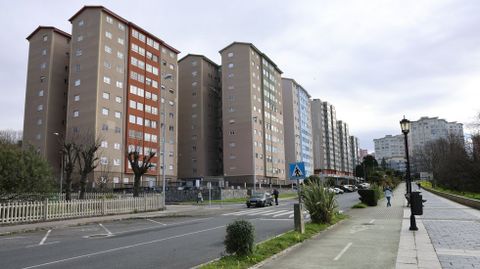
(272, 188, 279, 205)
(197, 191, 203, 204)
(384, 186, 393, 207)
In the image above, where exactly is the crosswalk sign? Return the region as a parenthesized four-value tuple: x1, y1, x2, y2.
(289, 162, 305, 180)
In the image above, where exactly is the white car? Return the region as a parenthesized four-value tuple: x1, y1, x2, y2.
(333, 187, 344, 194)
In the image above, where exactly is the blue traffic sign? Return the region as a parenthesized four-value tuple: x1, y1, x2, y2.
(289, 162, 305, 180)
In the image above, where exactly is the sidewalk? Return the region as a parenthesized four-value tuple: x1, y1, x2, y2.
(0, 204, 233, 236)
(258, 183, 407, 269)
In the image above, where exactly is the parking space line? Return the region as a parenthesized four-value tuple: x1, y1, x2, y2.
(26, 241, 60, 248)
(146, 219, 167, 226)
(369, 219, 375, 224)
(99, 224, 113, 236)
(21, 225, 226, 269)
(333, 242, 352, 261)
(39, 230, 51, 245)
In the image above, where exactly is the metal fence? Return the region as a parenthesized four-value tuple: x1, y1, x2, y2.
(0, 194, 164, 224)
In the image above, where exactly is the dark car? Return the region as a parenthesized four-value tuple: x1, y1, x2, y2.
(246, 192, 274, 208)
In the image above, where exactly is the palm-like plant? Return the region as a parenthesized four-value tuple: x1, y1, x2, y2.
(303, 178, 338, 224)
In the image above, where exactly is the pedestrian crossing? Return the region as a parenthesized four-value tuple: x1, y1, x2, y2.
(222, 208, 310, 219)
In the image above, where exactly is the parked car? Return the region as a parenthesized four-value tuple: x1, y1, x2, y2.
(336, 185, 354, 192)
(357, 183, 370, 189)
(246, 192, 274, 207)
(342, 185, 356, 192)
(333, 187, 344, 194)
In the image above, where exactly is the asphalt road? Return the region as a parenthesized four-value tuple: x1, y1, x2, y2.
(0, 192, 360, 269)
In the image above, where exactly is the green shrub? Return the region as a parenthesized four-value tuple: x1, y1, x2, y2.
(352, 202, 367, 208)
(358, 189, 377, 206)
(302, 178, 337, 224)
(224, 219, 255, 256)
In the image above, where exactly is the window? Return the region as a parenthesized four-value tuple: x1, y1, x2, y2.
(106, 16, 113, 24)
(102, 124, 108, 131)
(105, 31, 112, 39)
(228, 63, 234, 68)
(102, 108, 109, 116)
(102, 92, 110, 99)
(100, 157, 108, 165)
(38, 90, 44, 97)
(115, 127, 121, 133)
(74, 79, 81, 86)
(101, 141, 108, 148)
(118, 23, 125, 31)
(115, 96, 122, 103)
(37, 104, 43, 111)
(78, 20, 84, 26)
(73, 110, 79, 117)
(113, 159, 120, 166)
(115, 111, 121, 119)
(117, 38, 124, 45)
(104, 61, 111, 69)
(104, 76, 111, 84)
(37, 118, 42, 125)
(76, 49, 82, 56)
(116, 81, 123, 88)
(114, 143, 120, 150)
(117, 51, 124, 59)
(227, 52, 234, 57)
(74, 95, 80, 101)
(36, 134, 41, 140)
(42, 35, 48, 42)
(105, 46, 112, 54)
(42, 49, 47, 56)
(129, 114, 135, 123)
(129, 100, 136, 109)
(40, 62, 46, 69)
(75, 64, 81, 72)
(136, 116, 143, 125)
(192, 61, 197, 66)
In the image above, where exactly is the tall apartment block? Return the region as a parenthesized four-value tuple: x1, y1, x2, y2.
(373, 134, 406, 172)
(178, 54, 223, 181)
(282, 78, 313, 177)
(349, 136, 360, 172)
(409, 116, 464, 173)
(337, 120, 352, 175)
(23, 27, 71, 179)
(311, 99, 326, 175)
(220, 42, 286, 186)
(57, 6, 179, 188)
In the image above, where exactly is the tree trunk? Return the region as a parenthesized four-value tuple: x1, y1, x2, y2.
(133, 174, 141, 197)
(79, 173, 87, 199)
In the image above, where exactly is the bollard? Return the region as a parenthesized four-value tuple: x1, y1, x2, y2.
(294, 203, 305, 234)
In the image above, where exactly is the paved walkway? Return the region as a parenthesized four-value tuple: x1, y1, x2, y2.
(258, 183, 480, 269)
(258, 184, 407, 269)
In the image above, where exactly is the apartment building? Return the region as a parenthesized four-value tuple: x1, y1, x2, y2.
(220, 42, 286, 186)
(349, 136, 360, 172)
(373, 134, 406, 172)
(282, 78, 313, 177)
(410, 116, 464, 173)
(337, 120, 352, 175)
(178, 54, 223, 180)
(64, 6, 180, 188)
(23, 26, 71, 178)
(311, 99, 326, 174)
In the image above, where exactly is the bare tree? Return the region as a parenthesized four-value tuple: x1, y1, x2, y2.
(76, 137, 101, 199)
(61, 141, 79, 201)
(126, 148, 156, 197)
(96, 163, 112, 192)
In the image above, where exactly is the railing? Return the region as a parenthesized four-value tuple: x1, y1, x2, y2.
(0, 194, 164, 224)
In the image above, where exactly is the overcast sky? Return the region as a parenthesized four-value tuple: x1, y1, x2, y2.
(1, 0, 479, 151)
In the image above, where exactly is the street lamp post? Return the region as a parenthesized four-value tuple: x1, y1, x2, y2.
(53, 132, 64, 194)
(400, 117, 418, 231)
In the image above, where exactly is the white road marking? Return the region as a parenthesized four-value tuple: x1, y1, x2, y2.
(146, 219, 167, 226)
(0, 236, 26, 241)
(256, 218, 291, 221)
(98, 224, 113, 236)
(262, 210, 288, 216)
(21, 225, 226, 269)
(334, 242, 353, 261)
(39, 230, 51, 245)
(248, 210, 276, 216)
(223, 208, 263, 216)
(369, 219, 375, 224)
(100, 218, 213, 236)
(288, 214, 294, 218)
(273, 210, 294, 218)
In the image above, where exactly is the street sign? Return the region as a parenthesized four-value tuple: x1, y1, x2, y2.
(289, 162, 305, 180)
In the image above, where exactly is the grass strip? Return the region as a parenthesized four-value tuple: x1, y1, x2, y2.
(200, 213, 347, 269)
(419, 180, 480, 200)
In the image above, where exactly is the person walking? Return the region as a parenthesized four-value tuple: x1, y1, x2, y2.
(384, 187, 393, 207)
(272, 188, 279, 206)
(197, 191, 203, 204)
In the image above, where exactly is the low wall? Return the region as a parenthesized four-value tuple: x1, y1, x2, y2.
(421, 187, 480, 210)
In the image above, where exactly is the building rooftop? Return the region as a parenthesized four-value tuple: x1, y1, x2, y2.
(219, 42, 282, 74)
(26, 26, 71, 40)
(178, 54, 220, 67)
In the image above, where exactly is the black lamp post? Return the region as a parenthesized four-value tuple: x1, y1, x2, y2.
(400, 117, 418, 231)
